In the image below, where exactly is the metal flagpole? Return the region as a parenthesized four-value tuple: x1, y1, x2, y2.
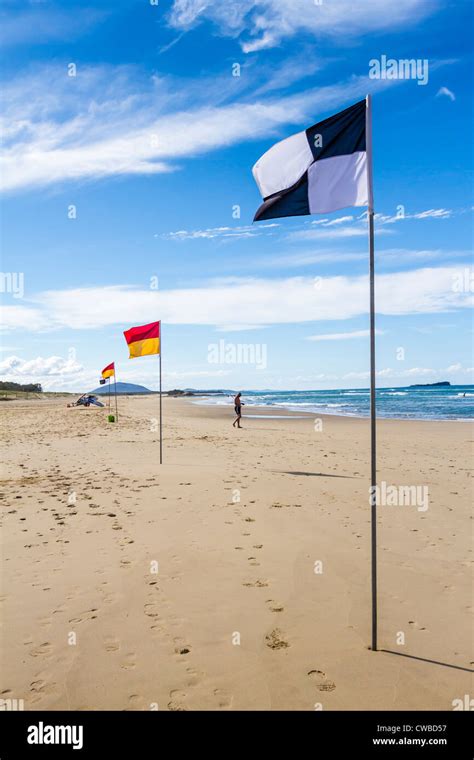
(108, 377, 111, 412)
(114, 365, 118, 421)
(159, 323, 162, 464)
(366, 94, 377, 651)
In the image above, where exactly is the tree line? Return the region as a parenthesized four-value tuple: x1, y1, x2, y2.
(0, 381, 43, 393)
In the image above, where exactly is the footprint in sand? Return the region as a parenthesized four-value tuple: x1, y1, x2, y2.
(243, 579, 269, 588)
(120, 652, 137, 670)
(29, 642, 53, 658)
(29, 679, 57, 702)
(265, 629, 289, 650)
(168, 689, 188, 711)
(266, 599, 284, 612)
(408, 620, 427, 631)
(118, 537, 134, 546)
(104, 636, 120, 653)
(102, 592, 118, 605)
(144, 602, 160, 619)
(174, 638, 191, 655)
(185, 666, 204, 687)
(213, 688, 233, 709)
(126, 694, 143, 710)
(68, 608, 98, 624)
(308, 669, 336, 691)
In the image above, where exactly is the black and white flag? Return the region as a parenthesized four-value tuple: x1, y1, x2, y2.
(253, 99, 371, 221)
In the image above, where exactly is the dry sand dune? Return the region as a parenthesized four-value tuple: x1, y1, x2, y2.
(0, 395, 472, 710)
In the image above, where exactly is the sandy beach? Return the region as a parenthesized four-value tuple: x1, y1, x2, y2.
(0, 395, 472, 711)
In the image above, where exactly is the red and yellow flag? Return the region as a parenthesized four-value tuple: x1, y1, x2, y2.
(123, 321, 160, 359)
(101, 362, 115, 379)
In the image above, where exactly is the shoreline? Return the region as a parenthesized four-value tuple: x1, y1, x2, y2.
(187, 394, 473, 424)
(4, 389, 472, 422)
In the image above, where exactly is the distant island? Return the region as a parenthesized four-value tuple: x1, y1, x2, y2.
(409, 381, 451, 388)
(167, 389, 231, 397)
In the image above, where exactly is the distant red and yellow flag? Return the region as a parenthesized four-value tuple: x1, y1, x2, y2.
(123, 321, 160, 359)
(101, 362, 115, 379)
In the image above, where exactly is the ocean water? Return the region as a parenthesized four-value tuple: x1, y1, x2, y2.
(195, 385, 474, 421)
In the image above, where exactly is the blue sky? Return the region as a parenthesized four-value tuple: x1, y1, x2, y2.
(1, 0, 472, 391)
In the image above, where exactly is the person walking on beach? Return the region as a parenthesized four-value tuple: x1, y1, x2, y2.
(233, 392, 244, 428)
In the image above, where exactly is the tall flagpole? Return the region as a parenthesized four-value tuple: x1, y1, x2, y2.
(366, 94, 377, 651)
(114, 364, 118, 421)
(159, 323, 162, 464)
(108, 377, 111, 412)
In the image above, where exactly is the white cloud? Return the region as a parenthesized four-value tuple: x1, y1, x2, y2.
(0, 60, 427, 193)
(436, 86, 456, 102)
(289, 207, 453, 241)
(251, 55, 326, 96)
(372, 208, 453, 223)
(0, 354, 83, 378)
(369, 208, 452, 223)
(312, 215, 354, 227)
(0, 353, 231, 392)
(161, 223, 279, 240)
(168, 0, 437, 52)
(411, 208, 452, 220)
(2, 266, 472, 333)
(290, 226, 392, 241)
(307, 329, 384, 341)
(163, 207, 456, 246)
(0, 305, 50, 331)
